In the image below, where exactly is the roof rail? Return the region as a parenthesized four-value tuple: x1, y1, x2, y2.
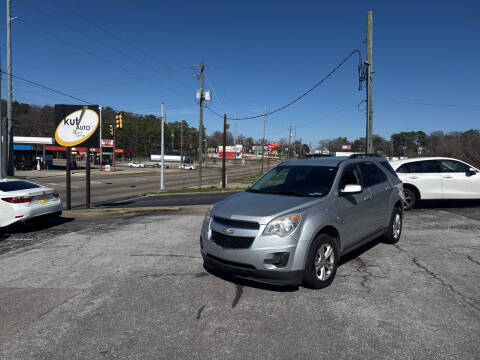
(304, 153, 334, 158)
(349, 153, 382, 159)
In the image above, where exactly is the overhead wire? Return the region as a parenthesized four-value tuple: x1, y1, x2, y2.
(206, 49, 362, 120)
(17, 18, 192, 101)
(49, 0, 195, 83)
(20, 0, 195, 92)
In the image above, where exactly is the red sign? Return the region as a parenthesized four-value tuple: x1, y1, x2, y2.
(102, 139, 115, 147)
(267, 142, 280, 149)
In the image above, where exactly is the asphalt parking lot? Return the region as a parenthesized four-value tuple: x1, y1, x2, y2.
(0, 203, 479, 359)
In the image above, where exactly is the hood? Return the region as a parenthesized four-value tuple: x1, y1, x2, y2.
(211, 191, 323, 224)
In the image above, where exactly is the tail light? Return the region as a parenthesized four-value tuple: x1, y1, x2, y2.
(53, 192, 60, 198)
(2, 196, 33, 203)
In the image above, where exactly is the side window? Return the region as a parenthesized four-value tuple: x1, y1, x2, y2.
(439, 160, 471, 173)
(339, 164, 363, 189)
(409, 160, 441, 173)
(396, 163, 410, 173)
(359, 162, 388, 187)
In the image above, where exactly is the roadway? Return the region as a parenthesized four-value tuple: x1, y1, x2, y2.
(22, 161, 268, 208)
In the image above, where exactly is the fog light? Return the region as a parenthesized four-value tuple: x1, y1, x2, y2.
(264, 252, 289, 267)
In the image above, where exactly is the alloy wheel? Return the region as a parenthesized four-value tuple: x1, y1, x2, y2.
(315, 244, 335, 281)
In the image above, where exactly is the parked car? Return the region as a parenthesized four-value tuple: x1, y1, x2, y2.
(152, 163, 169, 169)
(180, 163, 195, 170)
(128, 161, 145, 168)
(0, 179, 62, 228)
(200, 154, 404, 288)
(390, 157, 480, 210)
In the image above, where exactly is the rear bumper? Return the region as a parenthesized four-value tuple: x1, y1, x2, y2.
(202, 252, 304, 286)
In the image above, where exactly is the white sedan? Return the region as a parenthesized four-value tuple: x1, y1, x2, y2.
(0, 179, 62, 228)
(390, 157, 480, 209)
(128, 162, 145, 168)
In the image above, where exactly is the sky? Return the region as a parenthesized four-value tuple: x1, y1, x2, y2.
(0, 0, 479, 146)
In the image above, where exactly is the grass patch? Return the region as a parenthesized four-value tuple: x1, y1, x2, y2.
(229, 174, 260, 184)
(146, 187, 245, 196)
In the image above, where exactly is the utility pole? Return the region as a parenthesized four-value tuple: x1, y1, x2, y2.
(366, 10, 374, 153)
(261, 105, 266, 174)
(222, 114, 227, 189)
(160, 102, 165, 190)
(6, 0, 16, 176)
(197, 62, 205, 188)
(180, 120, 183, 167)
(288, 125, 292, 158)
(294, 125, 297, 157)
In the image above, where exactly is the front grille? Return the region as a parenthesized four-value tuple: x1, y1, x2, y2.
(211, 230, 255, 249)
(213, 216, 260, 230)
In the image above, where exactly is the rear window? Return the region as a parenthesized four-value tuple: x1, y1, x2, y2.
(397, 160, 441, 174)
(0, 181, 40, 192)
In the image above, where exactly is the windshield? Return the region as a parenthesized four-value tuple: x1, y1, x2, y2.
(248, 165, 338, 197)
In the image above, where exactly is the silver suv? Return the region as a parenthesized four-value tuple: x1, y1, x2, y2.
(200, 155, 405, 288)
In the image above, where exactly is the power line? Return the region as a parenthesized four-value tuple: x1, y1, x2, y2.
(17, 18, 192, 101)
(207, 49, 363, 120)
(49, 0, 194, 83)
(20, 0, 195, 92)
(1, 70, 92, 103)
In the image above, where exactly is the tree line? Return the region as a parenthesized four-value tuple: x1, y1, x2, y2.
(317, 130, 480, 168)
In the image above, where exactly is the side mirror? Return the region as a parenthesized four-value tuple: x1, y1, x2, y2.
(467, 167, 477, 176)
(339, 184, 363, 195)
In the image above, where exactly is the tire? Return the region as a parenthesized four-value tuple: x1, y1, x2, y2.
(302, 233, 339, 289)
(403, 187, 417, 210)
(382, 207, 403, 244)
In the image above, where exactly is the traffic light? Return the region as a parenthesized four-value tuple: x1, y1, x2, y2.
(109, 125, 114, 136)
(115, 112, 123, 129)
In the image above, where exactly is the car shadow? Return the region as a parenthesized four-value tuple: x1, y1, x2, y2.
(1, 215, 75, 235)
(338, 239, 381, 266)
(415, 199, 480, 209)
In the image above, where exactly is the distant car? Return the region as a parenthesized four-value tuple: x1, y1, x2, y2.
(390, 157, 480, 210)
(152, 163, 169, 169)
(0, 179, 62, 228)
(180, 163, 195, 170)
(128, 162, 145, 168)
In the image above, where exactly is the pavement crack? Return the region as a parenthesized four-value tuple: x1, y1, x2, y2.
(143, 272, 202, 278)
(394, 244, 480, 313)
(196, 305, 206, 319)
(466, 255, 480, 267)
(232, 284, 244, 308)
(352, 257, 384, 292)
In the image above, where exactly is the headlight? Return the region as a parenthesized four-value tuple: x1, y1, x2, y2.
(263, 214, 301, 237)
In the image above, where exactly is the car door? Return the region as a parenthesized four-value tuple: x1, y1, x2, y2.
(438, 159, 480, 199)
(396, 160, 443, 199)
(336, 163, 375, 250)
(359, 162, 393, 232)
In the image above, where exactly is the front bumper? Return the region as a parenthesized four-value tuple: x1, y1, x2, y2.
(202, 252, 304, 286)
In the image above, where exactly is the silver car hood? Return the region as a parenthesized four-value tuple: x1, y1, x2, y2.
(211, 191, 323, 225)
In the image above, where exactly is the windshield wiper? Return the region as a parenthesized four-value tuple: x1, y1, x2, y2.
(263, 190, 306, 197)
(246, 188, 260, 193)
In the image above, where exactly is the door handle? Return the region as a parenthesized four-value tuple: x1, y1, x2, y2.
(363, 195, 372, 201)
(408, 176, 419, 179)
(385, 186, 392, 191)
(442, 175, 453, 178)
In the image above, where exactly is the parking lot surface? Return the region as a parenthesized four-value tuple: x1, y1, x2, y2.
(0, 204, 479, 359)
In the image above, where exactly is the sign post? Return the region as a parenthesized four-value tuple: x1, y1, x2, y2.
(55, 105, 100, 209)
